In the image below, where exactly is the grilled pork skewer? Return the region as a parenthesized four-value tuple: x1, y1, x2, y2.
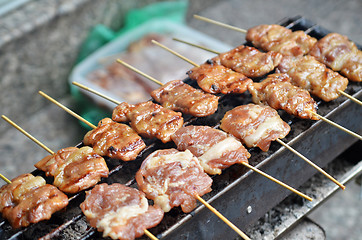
(0, 173, 68, 228)
(2, 115, 109, 194)
(152, 40, 253, 95)
(111, 60, 219, 117)
(81, 183, 162, 240)
(136, 148, 251, 240)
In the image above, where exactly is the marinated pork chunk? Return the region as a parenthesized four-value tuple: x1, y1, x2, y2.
(112, 101, 183, 143)
(309, 33, 362, 82)
(246, 24, 317, 57)
(53, 146, 109, 194)
(0, 174, 45, 213)
(248, 73, 318, 120)
(277, 55, 348, 101)
(171, 126, 250, 175)
(81, 183, 163, 240)
(83, 118, 146, 161)
(2, 184, 68, 228)
(151, 80, 219, 117)
(136, 149, 212, 213)
(220, 104, 290, 152)
(35, 147, 78, 177)
(213, 45, 283, 78)
(187, 60, 252, 94)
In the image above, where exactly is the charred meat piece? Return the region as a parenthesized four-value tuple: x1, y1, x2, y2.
(248, 73, 318, 120)
(83, 118, 146, 161)
(277, 55, 348, 101)
(246, 24, 317, 57)
(151, 80, 219, 117)
(80, 183, 164, 240)
(2, 184, 68, 228)
(172, 126, 250, 175)
(220, 104, 290, 152)
(0, 174, 45, 213)
(187, 60, 252, 94)
(35, 147, 78, 177)
(112, 101, 183, 143)
(136, 149, 212, 213)
(53, 146, 109, 194)
(309, 33, 362, 82)
(213, 45, 283, 78)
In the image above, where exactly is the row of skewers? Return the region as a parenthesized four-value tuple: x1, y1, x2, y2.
(1, 15, 361, 240)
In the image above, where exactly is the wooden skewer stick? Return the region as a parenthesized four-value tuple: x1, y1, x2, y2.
(151, 40, 200, 67)
(73, 79, 313, 201)
(275, 139, 345, 190)
(1, 115, 54, 155)
(172, 38, 220, 54)
(193, 15, 247, 34)
(307, 110, 362, 141)
(0, 173, 11, 184)
(72, 82, 120, 105)
(38, 91, 97, 129)
(144, 229, 158, 240)
(195, 194, 251, 240)
(338, 90, 362, 106)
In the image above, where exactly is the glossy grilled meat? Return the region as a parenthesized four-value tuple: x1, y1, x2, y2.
(81, 183, 163, 240)
(220, 104, 290, 152)
(136, 149, 212, 213)
(53, 146, 109, 194)
(309, 33, 362, 82)
(2, 184, 68, 228)
(83, 118, 146, 161)
(112, 101, 183, 143)
(277, 55, 348, 101)
(35, 147, 78, 177)
(171, 126, 250, 175)
(248, 73, 318, 120)
(213, 45, 283, 78)
(246, 24, 317, 57)
(151, 80, 219, 117)
(187, 60, 252, 94)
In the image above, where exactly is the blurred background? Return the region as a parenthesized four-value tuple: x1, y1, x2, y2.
(0, 0, 361, 239)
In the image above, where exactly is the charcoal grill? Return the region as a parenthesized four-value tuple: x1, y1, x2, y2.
(0, 16, 361, 240)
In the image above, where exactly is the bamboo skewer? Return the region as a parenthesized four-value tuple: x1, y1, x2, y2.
(75, 63, 313, 201)
(338, 90, 362, 106)
(38, 91, 96, 129)
(2, 115, 54, 155)
(0, 173, 11, 184)
(152, 40, 346, 190)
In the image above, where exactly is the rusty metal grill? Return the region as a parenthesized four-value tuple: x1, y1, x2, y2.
(0, 16, 361, 240)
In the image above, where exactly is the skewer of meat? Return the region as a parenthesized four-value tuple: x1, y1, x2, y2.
(220, 104, 345, 189)
(193, 14, 362, 105)
(151, 40, 253, 95)
(136, 148, 251, 240)
(2, 115, 109, 194)
(80, 183, 162, 240)
(173, 37, 283, 78)
(0, 173, 68, 228)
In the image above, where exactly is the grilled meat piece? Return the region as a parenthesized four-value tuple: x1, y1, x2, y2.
(213, 45, 283, 78)
(309, 33, 362, 82)
(2, 184, 68, 228)
(53, 146, 109, 194)
(35, 147, 78, 177)
(83, 118, 146, 161)
(277, 55, 348, 101)
(151, 80, 219, 117)
(112, 101, 183, 143)
(246, 24, 317, 57)
(187, 60, 252, 94)
(0, 174, 45, 213)
(248, 73, 318, 120)
(171, 126, 250, 175)
(81, 183, 163, 240)
(220, 104, 290, 151)
(136, 149, 212, 213)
